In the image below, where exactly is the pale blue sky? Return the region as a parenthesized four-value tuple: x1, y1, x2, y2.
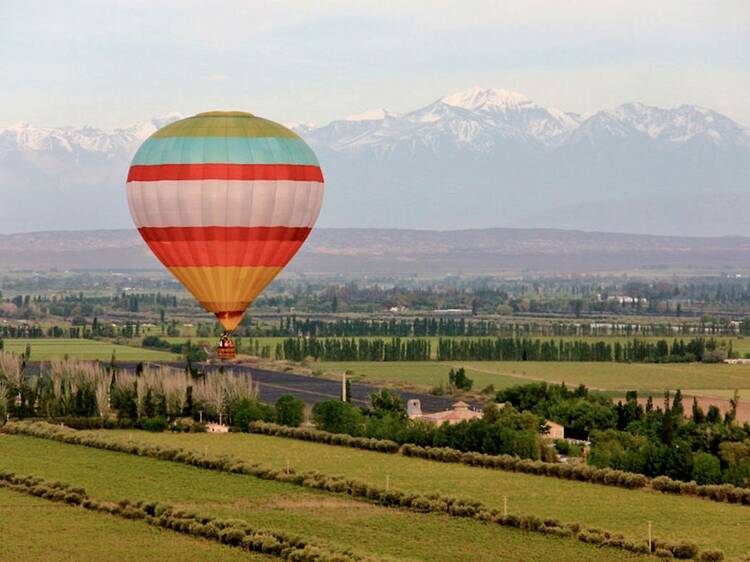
(2, 0, 749, 128)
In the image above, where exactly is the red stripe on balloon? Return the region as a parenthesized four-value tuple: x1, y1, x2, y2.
(139, 226, 311, 242)
(137, 226, 310, 267)
(127, 163, 323, 182)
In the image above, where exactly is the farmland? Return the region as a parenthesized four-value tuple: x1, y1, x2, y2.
(0, 434, 647, 562)
(2, 338, 177, 361)
(5, 269, 750, 561)
(0, 487, 262, 562)
(94, 428, 750, 558)
(5, 335, 750, 396)
(315, 359, 750, 394)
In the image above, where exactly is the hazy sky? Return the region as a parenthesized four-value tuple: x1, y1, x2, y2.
(2, 0, 749, 129)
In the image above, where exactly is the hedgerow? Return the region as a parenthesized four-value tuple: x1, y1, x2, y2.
(250, 421, 647, 489)
(249, 421, 750, 505)
(1, 421, 724, 560)
(0, 470, 385, 562)
(249, 421, 400, 453)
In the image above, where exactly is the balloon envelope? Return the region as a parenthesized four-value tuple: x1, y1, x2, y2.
(126, 111, 324, 331)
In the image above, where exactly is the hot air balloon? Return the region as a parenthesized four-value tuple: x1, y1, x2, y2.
(126, 111, 324, 359)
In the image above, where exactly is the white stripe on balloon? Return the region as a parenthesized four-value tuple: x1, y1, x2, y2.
(126, 180, 324, 228)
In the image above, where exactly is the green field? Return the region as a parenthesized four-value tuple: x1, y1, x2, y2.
(93, 429, 750, 559)
(317, 360, 750, 394)
(0, 434, 647, 562)
(0, 487, 262, 562)
(3, 338, 177, 361)
(315, 361, 520, 391)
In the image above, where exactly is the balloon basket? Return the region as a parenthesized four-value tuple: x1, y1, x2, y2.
(217, 336, 236, 360)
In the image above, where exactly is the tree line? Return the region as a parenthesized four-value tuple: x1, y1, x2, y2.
(244, 315, 750, 338)
(271, 336, 732, 363)
(436, 336, 730, 362)
(276, 337, 431, 362)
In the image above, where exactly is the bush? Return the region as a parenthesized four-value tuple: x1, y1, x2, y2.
(142, 335, 171, 349)
(231, 399, 274, 430)
(669, 541, 699, 559)
(311, 400, 363, 435)
(274, 395, 305, 427)
(448, 368, 473, 391)
(693, 452, 722, 485)
(142, 417, 168, 432)
(699, 550, 725, 561)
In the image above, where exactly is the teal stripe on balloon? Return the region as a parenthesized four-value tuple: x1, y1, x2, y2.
(132, 136, 319, 166)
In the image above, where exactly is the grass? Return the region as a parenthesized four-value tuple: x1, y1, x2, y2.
(315, 360, 750, 394)
(0, 486, 264, 562)
(0, 434, 646, 562)
(316, 361, 525, 391)
(2, 338, 177, 361)
(92, 429, 750, 559)
(458, 361, 750, 392)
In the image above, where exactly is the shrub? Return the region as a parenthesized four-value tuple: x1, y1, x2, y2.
(578, 530, 604, 545)
(274, 395, 305, 427)
(669, 541, 699, 559)
(698, 550, 725, 561)
(448, 368, 473, 391)
(142, 417, 168, 432)
(693, 452, 722, 485)
(311, 400, 363, 435)
(231, 399, 274, 430)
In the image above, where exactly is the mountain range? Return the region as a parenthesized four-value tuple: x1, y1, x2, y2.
(1, 87, 748, 235)
(3, 227, 750, 275)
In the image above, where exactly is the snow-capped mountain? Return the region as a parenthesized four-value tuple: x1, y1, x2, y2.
(300, 88, 746, 151)
(1, 89, 748, 236)
(0, 114, 181, 157)
(300, 87, 581, 154)
(293, 89, 750, 235)
(0, 114, 182, 233)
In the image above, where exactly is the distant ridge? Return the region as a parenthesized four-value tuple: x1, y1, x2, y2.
(2, 227, 750, 275)
(1, 87, 749, 236)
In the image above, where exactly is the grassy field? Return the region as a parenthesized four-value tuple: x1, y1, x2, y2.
(3, 338, 177, 361)
(316, 361, 525, 391)
(0, 487, 263, 562)
(0, 434, 647, 562)
(93, 429, 750, 559)
(316, 360, 750, 394)
(457, 361, 750, 392)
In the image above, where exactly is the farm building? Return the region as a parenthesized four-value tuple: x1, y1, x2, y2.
(408, 400, 483, 426)
(544, 420, 565, 440)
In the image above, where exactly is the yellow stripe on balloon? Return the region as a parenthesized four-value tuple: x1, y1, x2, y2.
(167, 265, 282, 321)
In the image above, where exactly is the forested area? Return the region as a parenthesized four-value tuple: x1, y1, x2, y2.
(497, 382, 750, 486)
